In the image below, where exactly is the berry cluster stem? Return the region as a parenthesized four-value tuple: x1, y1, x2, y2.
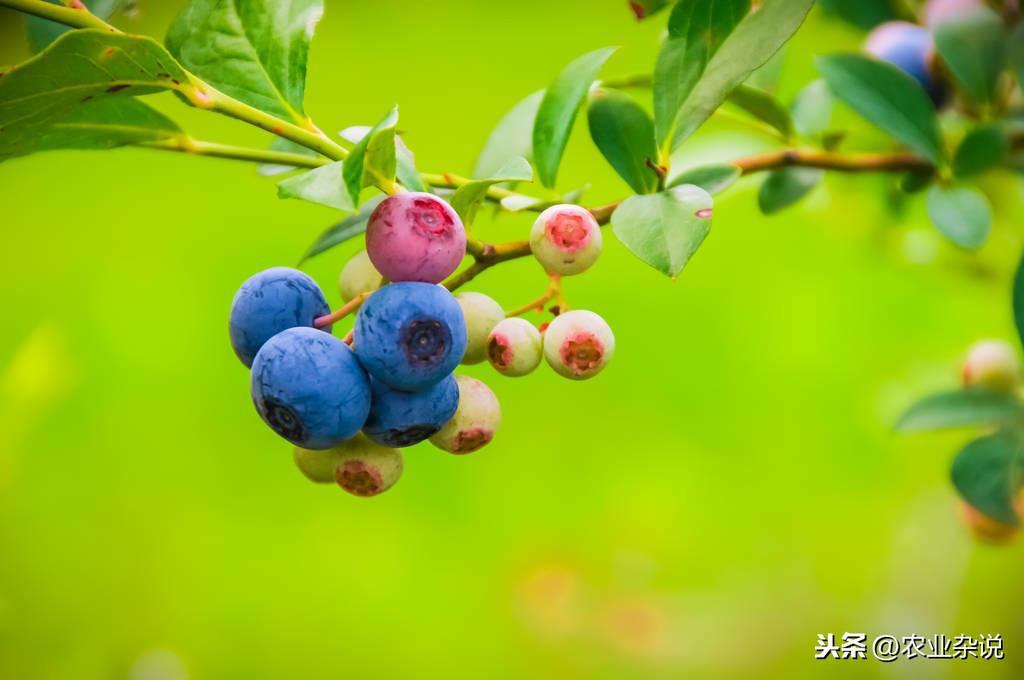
(314, 291, 371, 329)
(505, 275, 562, 317)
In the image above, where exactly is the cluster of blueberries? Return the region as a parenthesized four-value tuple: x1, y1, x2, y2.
(863, 0, 985, 105)
(229, 192, 614, 497)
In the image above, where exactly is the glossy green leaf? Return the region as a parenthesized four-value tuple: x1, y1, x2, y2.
(757, 167, 822, 215)
(668, 0, 815, 150)
(277, 161, 353, 212)
(933, 6, 1006, 104)
(473, 91, 543, 179)
(727, 84, 792, 139)
(953, 124, 1007, 178)
(587, 89, 659, 194)
(654, 0, 750, 146)
(896, 390, 1023, 432)
(258, 137, 322, 177)
(26, 0, 133, 52)
(533, 47, 617, 188)
(790, 79, 834, 138)
(298, 196, 386, 264)
(166, 0, 323, 121)
(817, 0, 896, 30)
(818, 54, 943, 165)
(667, 164, 740, 195)
(342, 107, 398, 207)
(1008, 23, 1024, 87)
(611, 185, 714, 278)
(0, 30, 188, 162)
(926, 184, 991, 249)
(951, 431, 1022, 526)
(1014, 249, 1024, 351)
(628, 0, 672, 20)
(341, 125, 423, 192)
(450, 157, 532, 225)
(900, 168, 935, 194)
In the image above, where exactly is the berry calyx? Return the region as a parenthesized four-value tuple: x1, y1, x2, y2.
(430, 375, 501, 454)
(530, 204, 602, 276)
(229, 267, 331, 367)
(457, 292, 505, 365)
(962, 340, 1020, 393)
(363, 374, 460, 448)
(543, 310, 615, 380)
(487, 317, 543, 377)
(339, 249, 384, 302)
(365, 192, 466, 283)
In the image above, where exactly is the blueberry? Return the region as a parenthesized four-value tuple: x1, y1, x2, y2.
(353, 282, 468, 391)
(487, 317, 543, 377)
(543, 310, 615, 380)
(251, 327, 371, 449)
(457, 292, 505, 365)
(365, 192, 467, 283)
(430, 375, 501, 454)
(530, 204, 602, 276)
(229, 267, 331, 367)
(864, 22, 944, 104)
(363, 374, 460, 447)
(962, 340, 1020, 393)
(294, 433, 404, 496)
(339, 249, 384, 302)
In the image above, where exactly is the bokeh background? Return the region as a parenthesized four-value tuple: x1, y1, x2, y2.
(1, 2, 1023, 678)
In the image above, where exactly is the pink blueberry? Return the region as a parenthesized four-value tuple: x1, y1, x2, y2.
(430, 375, 502, 454)
(487, 317, 543, 377)
(543, 310, 615, 380)
(529, 204, 602, 276)
(962, 340, 1020, 393)
(365, 192, 466, 283)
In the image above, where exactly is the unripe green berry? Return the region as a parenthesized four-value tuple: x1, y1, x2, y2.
(530, 204, 602, 276)
(294, 433, 403, 496)
(487, 317, 543, 377)
(962, 340, 1020, 393)
(430, 375, 502, 454)
(543, 310, 614, 380)
(339, 249, 384, 302)
(457, 292, 505, 364)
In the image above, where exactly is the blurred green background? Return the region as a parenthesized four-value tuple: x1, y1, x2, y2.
(1, 2, 1024, 678)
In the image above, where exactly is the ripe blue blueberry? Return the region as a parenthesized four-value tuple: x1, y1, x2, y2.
(864, 22, 943, 103)
(251, 327, 371, 449)
(353, 282, 468, 391)
(229, 267, 331, 367)
(363, 374, 460, 447)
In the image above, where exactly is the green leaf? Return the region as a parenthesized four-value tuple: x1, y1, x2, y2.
(951, 431, 1022, 526)
(342, 107, 398, 207)
(341, 125, 423, 192)
(953, 124, 1007, 178)
(666, 0, 814, 151)
(1014, 250, 1024, 351)
(0, 30, 188, 163)
(926, 184, 992, 249)
(611, 184, 714, 278)
(667, 164, 740, 195)
(277, 161, 354, 212)
(1008, 23, 1024, 87)
(587, 88, 659, 194)
(166, 0, 323, 121)
(533, 47, 617, 188)
(896, 390, 1023, 432)
(727, 84, 792, 139)
(818, 53, 943, 165)
(933, 6, 1007, 105)
(258, 137, 321, 177)
(473, 91, 543, 179)
(790, 79, 834, 139)
(450, 157, 533, 225)
(26, 0, 133, 52)
(654, 0, 750, 146)
(628, 0, 672, 20)
(900, 167, 935, 194)
(757, 167, 822, 215)
(298, 196, 386, 264)
(4, 97, 182, 162)
(818, 0, 896, 30)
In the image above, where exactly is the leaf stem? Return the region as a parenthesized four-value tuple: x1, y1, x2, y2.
(1, 0, 112, 29)
(145, 137, 330, 168)
(314, 291, 371, 329)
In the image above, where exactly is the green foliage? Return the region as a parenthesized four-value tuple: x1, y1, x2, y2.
(586, 89, 659, 194)
(952, 431, 1022, 526)
(925, 184, 992, 249)
(667, 164, 740, 194)
(817, 0, 897, 30)
(1014, 250, 1024, 351)
(790, 79, 834, 139)
(473, 91, 543, 180)
(0, 30, 187, 162)
(533, 48, 617, 188)
(628, 0, 673, 20)
(450, 157, 532, 225)
(727, 84, 792, 140)
(757, 167, 822, 215)
(298, 196, 386, 263)
(26, 0, 132, 52)
(611, 184, 713, 278)
(663, 0, 815, 151)
(342, 107, 398, 207)
(277, 161, 351, 211)
(818, 54, 943, 165)
(953, 125, 1008, 178)
(166, 0, 322, 122)
(896, 390, 1023, 433)
(933, 6, 1007, 105)
(258, 137, 322, 177)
